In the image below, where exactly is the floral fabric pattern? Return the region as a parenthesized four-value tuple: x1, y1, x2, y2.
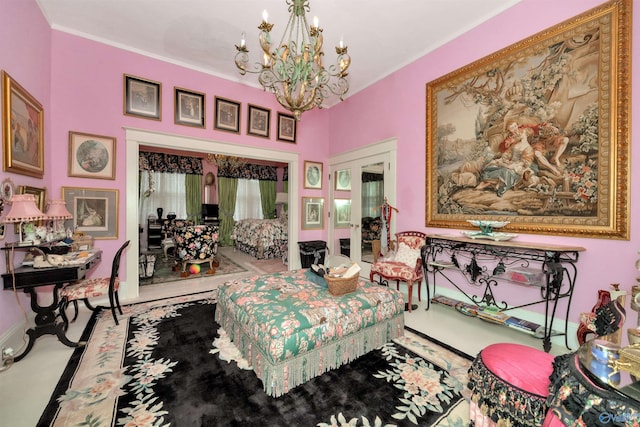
(362, 217, 382, 242)
(546, 353, 640, 426)
(216, 270, 405, 396)
(174, 224, 218, 264)
(231, 217, 288, 259)
(61, 277, 119, 300)
(139, 151, 203, 174)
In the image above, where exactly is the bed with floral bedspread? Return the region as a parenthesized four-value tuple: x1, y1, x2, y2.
(216, 269, 405, 397)
(231, 217, 287, 260)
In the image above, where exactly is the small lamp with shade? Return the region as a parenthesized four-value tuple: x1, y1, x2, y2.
(2, 194, 47, 245)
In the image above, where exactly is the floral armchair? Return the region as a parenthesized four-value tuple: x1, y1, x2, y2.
(160, 219, 194, 261)
(369, 231, 426, 312)
(173, 224, 219, 277)
(361, 217, 382, 242)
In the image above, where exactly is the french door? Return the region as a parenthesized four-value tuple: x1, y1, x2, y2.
(328, 139, 397, 279)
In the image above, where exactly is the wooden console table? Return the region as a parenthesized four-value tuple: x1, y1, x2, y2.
(421, 234, 585, 352)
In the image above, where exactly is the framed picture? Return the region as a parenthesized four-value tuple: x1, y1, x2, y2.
(1, 71, 44, 178)
(214, 96, 240, 133)
(277, 112, 296, 143)
(247, 104, 271, 138)
(302, 197, 324, 230)
(17, 185, 47, 232)
(335, 169, 351, 191)
(68, 131, 116, 179)
(62, 187, 119, 239)
(123, 74, 161, 120)
(425, 0, 631, 239)
(1, 177, 15, 202)
(334, 198, 351, 228)
(175, 87, 205, 128)
(18, 185, 46, 212)
(304, 160, 323, 189)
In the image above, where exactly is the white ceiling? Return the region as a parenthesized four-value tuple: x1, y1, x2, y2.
(36, 0, 522, 106)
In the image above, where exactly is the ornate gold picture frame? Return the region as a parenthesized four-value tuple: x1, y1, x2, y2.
(1, 71, 44, 178)
(425, 0, 630, 239)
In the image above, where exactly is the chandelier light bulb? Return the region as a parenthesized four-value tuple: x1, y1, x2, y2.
(240, 32, 246, 48)
(262, 9, 268, 23)
(313, 16, 319, 28)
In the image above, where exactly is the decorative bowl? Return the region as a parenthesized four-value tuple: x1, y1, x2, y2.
(466, 220, 510, 234)
(467, 220, 510, 229)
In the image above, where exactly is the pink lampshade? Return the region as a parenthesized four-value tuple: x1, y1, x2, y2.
(3, 194, 46, 223)
(45, 199, 73, 219)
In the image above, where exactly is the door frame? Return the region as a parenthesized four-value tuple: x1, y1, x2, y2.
(123, 127, 300, 300)
(328, 138, 397, 278)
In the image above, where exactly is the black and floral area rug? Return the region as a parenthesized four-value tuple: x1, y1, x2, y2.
(39, 291, 473, 426)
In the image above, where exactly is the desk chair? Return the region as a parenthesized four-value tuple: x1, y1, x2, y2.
(369, 231, 426, 312)
(59, 240, 130, 326)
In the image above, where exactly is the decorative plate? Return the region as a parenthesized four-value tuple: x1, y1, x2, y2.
(461, 231, 517, 241)
(1, 178, 14, 202)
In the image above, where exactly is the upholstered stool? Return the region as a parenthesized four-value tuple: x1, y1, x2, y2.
(468, 343, 555, 427)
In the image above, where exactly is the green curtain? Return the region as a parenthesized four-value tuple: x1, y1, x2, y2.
(259, 180, 277, 219)
(185, 174, 202, 223)
(218, 176, 238, 246)
(283, 181, 288, 192)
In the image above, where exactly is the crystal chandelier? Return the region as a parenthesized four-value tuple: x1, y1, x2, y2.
(234, 0, 351, 120)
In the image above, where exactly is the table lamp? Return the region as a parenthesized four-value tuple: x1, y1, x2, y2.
(45, 199, 73, 238)
(2, 194, 47, 245)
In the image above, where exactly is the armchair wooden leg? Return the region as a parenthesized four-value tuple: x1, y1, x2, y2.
(407, 281, 413, 312)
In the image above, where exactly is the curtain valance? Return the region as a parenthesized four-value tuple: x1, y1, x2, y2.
(362, 172, 383, 182)
(218, 162, 277, 181)
(139, 152, 203, 174)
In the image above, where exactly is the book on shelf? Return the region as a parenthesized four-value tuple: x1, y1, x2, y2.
(477, 307, 509, 324)
(504, 317, 541, 332)
(431, 295, 479, 316)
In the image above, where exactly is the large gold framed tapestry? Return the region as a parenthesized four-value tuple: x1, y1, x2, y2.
(425, 0, 630, 239)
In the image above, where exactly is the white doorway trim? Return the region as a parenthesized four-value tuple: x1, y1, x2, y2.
(123, 127, 300, 300)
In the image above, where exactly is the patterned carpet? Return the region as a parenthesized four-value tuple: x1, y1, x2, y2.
(139, 249, 247, 285)
(39, 291, 473, 426)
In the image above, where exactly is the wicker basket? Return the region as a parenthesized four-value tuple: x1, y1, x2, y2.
(324, 274, 358, 296)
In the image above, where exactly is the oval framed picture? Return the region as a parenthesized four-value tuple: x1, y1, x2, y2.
(1, 177, 15, 202)
(304, 160, 322, 189)
(68, 131, 116, 179)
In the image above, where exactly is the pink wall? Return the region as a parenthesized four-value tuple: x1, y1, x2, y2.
(0, 0, 52, 334)
(2, 0, 639, 338)
(328, 0, 640, 326)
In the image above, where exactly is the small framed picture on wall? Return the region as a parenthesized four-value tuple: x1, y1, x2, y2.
(277, 112, 296, 143)
(68, 131, 116, 179)
(247, 104, 271, 138)
(302, 197, 324, 230)
(175, 87, 205, 128)
(304, 161, 323, 189)
(214, 96, 241, 133)
(123, 74, 161, 120)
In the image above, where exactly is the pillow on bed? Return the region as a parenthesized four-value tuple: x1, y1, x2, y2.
(393, 242, 420, 267)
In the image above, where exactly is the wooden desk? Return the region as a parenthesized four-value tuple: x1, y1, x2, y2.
(1, 248, 102, 361)
(422, 234, 585, 352)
